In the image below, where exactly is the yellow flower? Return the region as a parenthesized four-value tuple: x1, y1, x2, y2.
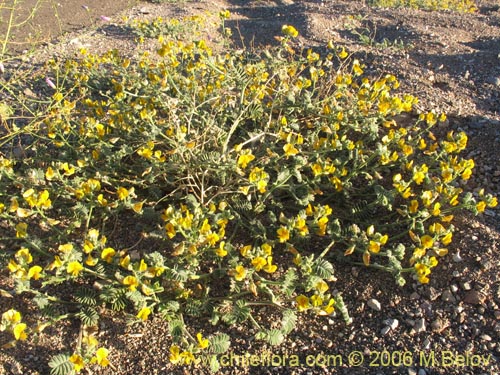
(368, 240, 380, 254)
(97, 194, 108, 206)
(7, 260, 21, 274)
(69, 354, 85, 373)
(310, 294, 323, 307)
(207, 233, 220, 246)
(58, 243, 74, 253)
(277, 227, 290, 243)
(476, 201, 486, 213)
(315, 280, 329, 293)
(294, 217, 309, 236)
(85, 254, 98, 266)
(461, 168, 472, 180)
(15, 222, 28, 238)
(67, 261, 84, 277)
(352, 60, 363, 75)
(319, 298, 335, 315)
(420, 235, 434, 249)
(256, 180, 267, 193)
(234, 265, 247, 281)
(431, 202, 441, 216)
(219, 9, 230, 19)
(92, 348, 109, 367)
(240, 245, 252, 257)
(101, 247, 116, 263)
(36, 190, 51, 209)
(283, 143, 299, 157)
(83, 240, 94, 254)
(132, 201, 144, 213)
(412, 247, 426, 259)
(119, 255, 131, 269)
(61, 162, 75, 176)
(45, 166, 55, 180)
(138, 259, 148, 272)
(311, 163, 323, 177)
(487, 197, 497, 208)
(28, 265, 43, 280)
(13, 323, 28, 340)
(296, 295, 310, 311)
(137, 306, 151, 321)
(251, 256, 267, 271)
(200, 219, 211, 234)
(237, 150, 255, 169)
(441, 232, 453, 246)
(117, 187, 129, 200)
(415, 263, 431, 284)
(82, 334, 98, 348)
(263, 257, 277, 273)
(282, 24, 299, 38)
(338, 47, 348, 59)
(412, 164, 428, 185)
(169, 345, 182, 364)
(165, 222, 176, 239)
(123, 275, 139, 291)
(262, 243, 272, 256)
(16, 247, 32, 263)
(2, 309, 21, 324)
(181, 351, 195, 364)
(409, 199, 419, 213)
(47, 256, 63, 271)
(197, 332, 210, 349)
(215, 241, 227, 257)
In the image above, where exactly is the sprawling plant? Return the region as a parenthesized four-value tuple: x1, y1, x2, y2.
(0, 13, 495, 374)
(368, 0, 477, 12)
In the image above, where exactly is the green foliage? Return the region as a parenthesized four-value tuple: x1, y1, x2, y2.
(129, 15, 204, 41)
(48, 354, 75, 375)
(368, 0, 477, 12)
(0, 11, 496, 374)
(344, 16, 411, 50)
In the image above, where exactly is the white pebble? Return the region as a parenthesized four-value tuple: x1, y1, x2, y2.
(367, 298, 382, 311)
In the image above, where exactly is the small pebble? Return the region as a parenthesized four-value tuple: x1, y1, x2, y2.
(387, 318, 399, 330)
(464, 290, 486, 305)
(441, 290, 456, 303)
(462, 281, 472, 290)
(422, 337, 431, 350)
(367, 298, 382, 311)
(414, 318, 426, 333)
(381, 326, 391, 336)
(452, 251, 463, 262)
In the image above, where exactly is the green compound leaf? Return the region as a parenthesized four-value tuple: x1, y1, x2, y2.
(311, 258, 334, 279)
(267, 329, 285, 346)
(209, 355, 221, 373)
(169, 319, 185, 339)
(280, 309, 297, 335)
(210, 333, 231, 354)
(75, 287, 98, 306)
(221, 300, 250, 325)
(281, 268, 298, 297)
(48, 354, 74, 375)
(76, 306, 99, 326)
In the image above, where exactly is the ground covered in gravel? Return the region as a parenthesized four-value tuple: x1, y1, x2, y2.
(0, 1, 499, 375)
